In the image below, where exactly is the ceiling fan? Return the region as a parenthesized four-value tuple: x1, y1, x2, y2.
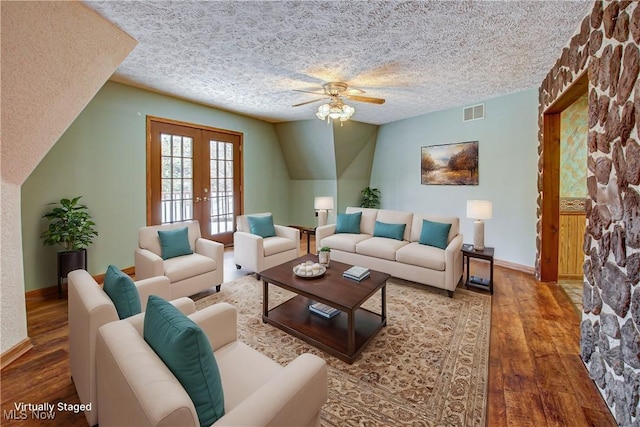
(291, 82, 385, 107)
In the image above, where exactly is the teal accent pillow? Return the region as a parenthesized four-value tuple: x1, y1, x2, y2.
(144, 295, 224, 427)
(336, 212, 362, 234)
(158, 227, 193, 260)
(103, 265, 141, 319)
(419, 219, 452, 249)
(247, 215, 276, 238)
(373, 221, 406, 241)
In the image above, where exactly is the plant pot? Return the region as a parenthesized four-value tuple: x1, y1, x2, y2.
(58, 249, 87, 297)
(319, 251, 330, 267)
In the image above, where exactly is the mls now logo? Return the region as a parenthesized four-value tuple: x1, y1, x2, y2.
(4, 402, 56, 420)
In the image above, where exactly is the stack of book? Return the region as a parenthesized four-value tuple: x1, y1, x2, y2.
(309, 302, 339, 319)
(343, 265, 370, 282)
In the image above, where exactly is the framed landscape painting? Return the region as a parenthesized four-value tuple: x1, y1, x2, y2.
(421, 141, 479, 185)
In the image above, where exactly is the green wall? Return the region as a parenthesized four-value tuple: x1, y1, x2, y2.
(371, 89, 539, 267)
(274, 120, 378, 227)
(21, 82, 290, 291)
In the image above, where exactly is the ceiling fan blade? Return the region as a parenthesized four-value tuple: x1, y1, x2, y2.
(345, 88, 365, 95)
(293, 89, 325, 95)
(291, 98, 325, 107)
(345, 95, 385, 105)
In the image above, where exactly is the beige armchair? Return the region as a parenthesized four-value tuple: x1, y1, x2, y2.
(68, 269, 196, 426)
(135, 220, 224, 298)
(96, 302, 328, 427)
(233, 213, 300, 279)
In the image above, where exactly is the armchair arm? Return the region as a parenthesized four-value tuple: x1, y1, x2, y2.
(134, 248, 164, 280)
(195, 237, 224, 261)
(126, 297, 196, 335)
(274, 225, 299, 242)
(134, 276, 171, 311)
(315, 224, 336, 251)
(212, 353, 327, 427)
(233, 231, 264, 272)
(444, 234, 464, 291)
(189, 302, 237, 352)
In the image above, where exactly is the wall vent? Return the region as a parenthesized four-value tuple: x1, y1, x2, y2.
(463, 103, 485, 122)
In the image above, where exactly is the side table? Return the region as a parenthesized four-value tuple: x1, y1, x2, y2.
(289, 225, 316, 254)
(461, 244, 494, 294)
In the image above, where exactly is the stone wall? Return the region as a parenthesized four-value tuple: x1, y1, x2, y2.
(537, 1, 639, 425)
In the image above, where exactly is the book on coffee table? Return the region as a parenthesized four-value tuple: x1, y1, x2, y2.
(309, 302, 340, 319)
(343, 266, 370, 282)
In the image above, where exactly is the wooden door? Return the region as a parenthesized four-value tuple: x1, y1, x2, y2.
(147, 117, 243, 244)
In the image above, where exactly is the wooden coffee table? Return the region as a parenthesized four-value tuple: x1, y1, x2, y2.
(261, 254, 389, 364)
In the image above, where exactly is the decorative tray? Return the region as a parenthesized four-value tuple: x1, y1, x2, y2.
(293, 261, 326, 279)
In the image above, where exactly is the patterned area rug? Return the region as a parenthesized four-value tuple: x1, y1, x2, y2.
(195, 275, 491, 426)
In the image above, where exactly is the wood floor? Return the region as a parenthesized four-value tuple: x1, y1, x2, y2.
(1, 242, 616, 426)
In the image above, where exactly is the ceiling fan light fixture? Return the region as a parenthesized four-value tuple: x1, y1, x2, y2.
(316, 99, 354, 126)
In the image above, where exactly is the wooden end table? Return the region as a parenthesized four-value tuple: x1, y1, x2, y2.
(461, 244, 494, 294)
(289, 225, 316, 254)
(260, 254, 389, 364)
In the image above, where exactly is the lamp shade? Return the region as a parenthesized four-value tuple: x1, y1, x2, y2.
(466, 200, 493, 220)
(314, 196, 334, 211)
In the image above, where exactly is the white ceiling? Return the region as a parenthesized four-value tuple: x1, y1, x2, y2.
(84, 0, 593, 125)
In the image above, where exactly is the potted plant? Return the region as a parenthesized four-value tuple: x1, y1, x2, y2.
(40, 196, 98, 296)
(360, 187, 381, 209)
(319, 246, 331, 267)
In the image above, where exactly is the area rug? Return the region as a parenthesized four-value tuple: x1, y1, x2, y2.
(194, 275, 491, 426)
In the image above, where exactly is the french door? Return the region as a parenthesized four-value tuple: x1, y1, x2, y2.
(147, 117, 243, 245)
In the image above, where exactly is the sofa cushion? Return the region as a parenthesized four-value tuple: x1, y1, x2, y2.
(410, 214, 459, 244)
(396, 242, 446, 271)
(376, 210, 413, 241)
(144, 295, 225, 427)
(336, 212, 362, 234)
(103, 265, 141, 319)
(373, 221, 406, 241)
(248, 214, 276, 238)
(345, 207, 378, 235)
(164, 253, 217, 283)
(419, 219, 452, 249)
(158, 227, 194, 260)
(263, 236, 297, 257)
(356, 237, 409, 261)
(321, 233, 371, 253)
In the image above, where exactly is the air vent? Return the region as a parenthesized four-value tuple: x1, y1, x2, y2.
(463, 103, 485, 122)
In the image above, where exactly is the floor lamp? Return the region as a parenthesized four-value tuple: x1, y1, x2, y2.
(466, 200, 493, 251)
(314, 197, 334, 227)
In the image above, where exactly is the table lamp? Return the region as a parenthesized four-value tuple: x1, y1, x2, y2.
(314, 196, 334, 227)
(466, 200, 492, 251)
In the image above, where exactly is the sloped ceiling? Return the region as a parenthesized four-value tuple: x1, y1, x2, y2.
(83, 0, 593, 125)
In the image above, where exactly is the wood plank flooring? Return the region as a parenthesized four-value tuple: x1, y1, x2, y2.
(1, 241, 616, 426)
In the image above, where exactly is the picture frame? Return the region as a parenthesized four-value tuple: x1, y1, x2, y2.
(421, 141, 479, 185)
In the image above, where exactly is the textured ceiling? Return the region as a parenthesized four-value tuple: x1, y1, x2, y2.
(84, 0, 593, 125)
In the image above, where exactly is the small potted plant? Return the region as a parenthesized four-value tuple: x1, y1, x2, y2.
(40, 196, 98, 296)
(319, 246, 331, 267)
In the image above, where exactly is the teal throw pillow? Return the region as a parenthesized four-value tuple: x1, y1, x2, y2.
(247, 214, 276, 238)
(103, 265, 141, 319)
(373, 221, 406, 241)
(158, 227, 193, 260)
(144, 295, 225, 427)
(419, 219, 452, 249)
(336, 212, 362, 234)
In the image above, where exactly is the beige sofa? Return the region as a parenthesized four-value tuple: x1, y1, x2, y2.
(96, 302, 328, 427)
(135, 220, 224, 298)
(68, 269, 196, 426)
(316, 207, 463, 296)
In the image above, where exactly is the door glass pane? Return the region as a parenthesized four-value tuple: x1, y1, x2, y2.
(209, 140, 234, 234)
(161, 133, 193, 224)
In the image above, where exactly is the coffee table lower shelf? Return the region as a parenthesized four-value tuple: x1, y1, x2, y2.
(263, 295, 385, 364)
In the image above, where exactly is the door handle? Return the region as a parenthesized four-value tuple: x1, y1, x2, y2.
(195, 197, 202, 203)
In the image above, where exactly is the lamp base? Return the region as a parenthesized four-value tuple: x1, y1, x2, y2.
(317, 210, 328, 227)
(473, 220, 485, 251)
